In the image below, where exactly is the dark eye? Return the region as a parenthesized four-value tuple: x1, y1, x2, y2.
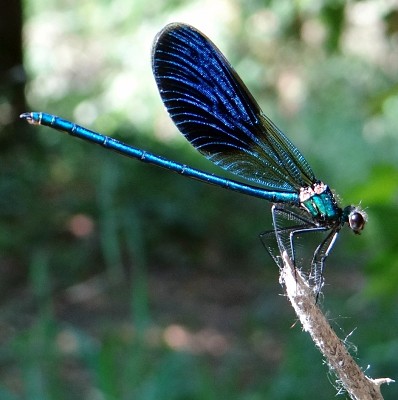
(349, 212, 366, 234)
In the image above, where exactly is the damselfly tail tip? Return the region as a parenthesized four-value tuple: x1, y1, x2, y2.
(20, 112, 40, 125)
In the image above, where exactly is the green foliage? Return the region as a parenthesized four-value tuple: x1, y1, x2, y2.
(2, 0, 398, 399)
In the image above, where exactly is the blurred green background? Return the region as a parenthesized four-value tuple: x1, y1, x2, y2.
(1, 0, 398, 399)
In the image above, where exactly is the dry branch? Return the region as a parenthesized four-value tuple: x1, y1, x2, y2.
(280, 251, 394, 400)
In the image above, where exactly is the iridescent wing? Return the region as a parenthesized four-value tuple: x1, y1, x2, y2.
(152, 23, 315, 192)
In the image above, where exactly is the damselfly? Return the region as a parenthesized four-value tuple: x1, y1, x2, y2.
(21, 23, 367, 295)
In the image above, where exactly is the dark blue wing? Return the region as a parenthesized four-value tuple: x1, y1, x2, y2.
(152, 23, 315, 192)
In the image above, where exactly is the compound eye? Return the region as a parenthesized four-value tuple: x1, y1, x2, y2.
(349, 212, 366, 234)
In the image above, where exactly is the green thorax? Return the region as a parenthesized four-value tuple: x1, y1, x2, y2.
(299, 181, 341, 222)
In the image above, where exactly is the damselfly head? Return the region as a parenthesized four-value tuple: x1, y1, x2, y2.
(344, 205, 367, 235)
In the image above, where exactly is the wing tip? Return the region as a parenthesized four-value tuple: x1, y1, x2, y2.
(152, 23, 194, 63)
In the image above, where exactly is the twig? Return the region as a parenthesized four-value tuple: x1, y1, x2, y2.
(280, 251, 394, 400)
